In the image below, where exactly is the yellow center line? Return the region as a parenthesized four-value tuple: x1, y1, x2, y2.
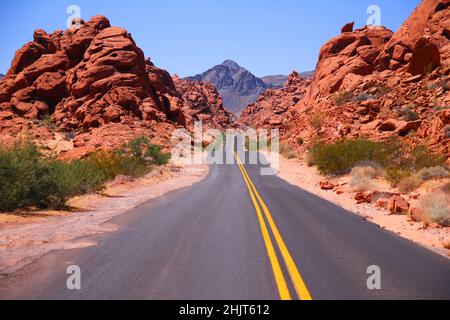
(234, 152, 313, 301)
(234, 153, 292, 300)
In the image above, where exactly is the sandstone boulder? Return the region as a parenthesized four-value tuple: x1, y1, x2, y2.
(388, 195, 410, 215)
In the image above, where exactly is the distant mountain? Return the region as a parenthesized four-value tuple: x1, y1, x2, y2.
(0, 74, 4, 79)
(260, 75, 288, 89)
(260, 71, 314, 89)
(187, 60, 314, 114)
(187, 60, 269, 115)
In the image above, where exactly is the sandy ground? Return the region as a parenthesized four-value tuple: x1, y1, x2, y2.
(274, 155, 450, 258)
(0, 164, 208, 277)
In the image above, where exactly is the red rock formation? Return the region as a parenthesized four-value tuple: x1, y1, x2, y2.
(302, 25, 393, 105)
(0, 16, 232, 158)
(239, 0, 450, 162)
(375, 0, 450, 71)
(239, 71, 311, 130)
(341, 22, 355, 34)
(173, 76, 233, 130)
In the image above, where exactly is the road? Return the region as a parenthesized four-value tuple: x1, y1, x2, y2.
(0, 150, 449, 300)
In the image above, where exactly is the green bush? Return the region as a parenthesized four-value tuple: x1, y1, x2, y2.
(309, 137, 446, 187)
(310, 139, 387, 175)
(0, 142, 41, 211)
(0, 136, 170, 212)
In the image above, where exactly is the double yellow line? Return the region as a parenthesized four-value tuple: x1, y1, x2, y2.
(234, 152, 312, 301)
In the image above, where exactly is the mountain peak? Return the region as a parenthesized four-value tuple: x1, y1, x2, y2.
(220, 59, 241, 69)
(186, 61, 268, 115)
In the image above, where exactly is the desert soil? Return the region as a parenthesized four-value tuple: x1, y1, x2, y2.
(0, 164, 208, 277)
(274, 154, 450, 258)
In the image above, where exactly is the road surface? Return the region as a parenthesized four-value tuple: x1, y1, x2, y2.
(1, 150, 449, 300)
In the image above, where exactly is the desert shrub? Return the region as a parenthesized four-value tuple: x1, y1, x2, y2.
(410, 146, 446, 170)
(349, 164, 385, 192)
(420, 193, 450, 226)
(0, 137, 170, 212)
(280, 144, 297, 159)
(383, 144, 445, 186)
(376, 85, 391, 96)
(353, 93, 375, 102)
(334, 91, 352, 106)
(400, 106, 419, 121)
(385, 167, 411, 187)
(350, 167, 375, 192)
(297, 137, 304, 146)
(309, 113, 325, 133)
(306, 153, 315, 167)
(310, 139, 387, 175)
(350, 175, 372, 192)
(418, 166, 450, 181)
(118, 136, 171, 167)
(62, 131, 77, 141)
(355, 161, 385, 176)
(351, 166, 377, 179)
(0, 142, 41, 211)
(308, 136, 445, 185)
(397, 175, 423, 193)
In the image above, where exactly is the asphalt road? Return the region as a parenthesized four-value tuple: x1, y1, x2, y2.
(1, 150, 449, 300)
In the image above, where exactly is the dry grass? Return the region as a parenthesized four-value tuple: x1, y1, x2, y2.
(418, 166, 449, 181)
(419, 193, 450, 226)
(349, 165, 382, 192)
(350, 175, 373, 192)
(280, 144, 298, 160)
(398, 175, 423, 193)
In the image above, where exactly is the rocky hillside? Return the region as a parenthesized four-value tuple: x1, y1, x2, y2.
(0, 16, 232, 159)
(240, 0, 450, 161)
(240, 71, 311, 129)
(187, 60, 270, 115)
(173, 75, 233, 131)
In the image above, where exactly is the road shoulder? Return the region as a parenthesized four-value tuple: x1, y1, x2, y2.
(273, 155, 450, 259)
(0, 164, 209, 277)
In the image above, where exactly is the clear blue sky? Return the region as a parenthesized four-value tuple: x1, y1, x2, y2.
(0, 0, 421, 77)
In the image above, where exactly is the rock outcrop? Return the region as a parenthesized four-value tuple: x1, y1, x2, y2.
(239, 71, 311, 130)
(375, 0, 450, 72)
(0, 16, 232, 158)
(173, 76, 233, 130)
(239, 0, 450, 162)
